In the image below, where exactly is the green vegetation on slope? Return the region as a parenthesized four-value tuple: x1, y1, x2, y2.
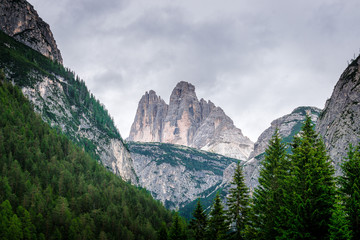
(0, 80, 171, 239)
(129, 142, 238, 175)
(0, 30, 126, 160)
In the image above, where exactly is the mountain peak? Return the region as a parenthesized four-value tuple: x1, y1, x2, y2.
(0, 0, 63, 63)
(129, 82, 254, 160)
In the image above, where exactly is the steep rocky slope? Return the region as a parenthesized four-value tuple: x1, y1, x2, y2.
(0, 0, 62, 63)
(316, 56, 360, 175)
(0, 28, 136, 183)
(128, 142, 239, 210)
(244, 106, 321, 190)
(129, 81, 254, 160)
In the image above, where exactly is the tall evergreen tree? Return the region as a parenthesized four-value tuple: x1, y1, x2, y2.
(168, 213, 185, 240)
(207, 192, 228, 240)
(227, 162, 250, 240)
(340, 144, 360, 239)
(328, 195, 352, 240)
(278, 115, 336, 239)
(251, 129, 288, 239)
(189, 199, 207, 240)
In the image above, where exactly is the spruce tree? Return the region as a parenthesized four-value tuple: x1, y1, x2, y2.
(189, 199, 207, 240)
(328, 195, 352, 240)
(340, 144, 360, 239)
(226, 162, 250, 240)
(207, 192, 228, 240)
(252, 129, 288, 239)
(168, 213, 185, 240)
(278, 115, 336, 239)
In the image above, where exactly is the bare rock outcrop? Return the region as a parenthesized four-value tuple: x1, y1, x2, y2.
(0, 0, 63, 63)
(244, 106, 321, 190)
(128, 81, 254, 160)
(316, 56, 360, 175)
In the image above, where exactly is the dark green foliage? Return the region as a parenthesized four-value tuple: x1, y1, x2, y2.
(340, 144, 360, 239)
(157, 222, 168, 240)
(278, 115, 336, 239)
(226, 162, 250, 240)
(189, 199, 207, 240)
(251, 130, 288, 239)
(0, 30, 126, 162)
(328, 196, 352, 240)
(169, 213, 186, 240)
(207, 193, 228, 240)
(0, 81, 172, 239)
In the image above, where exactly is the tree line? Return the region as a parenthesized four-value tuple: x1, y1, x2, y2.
(164, 116, 359, 240)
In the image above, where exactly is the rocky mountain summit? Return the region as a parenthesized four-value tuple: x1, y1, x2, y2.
(128, 81, 254, 160)
(243, 106, 321, 190)
(316, 56, 360, 175)
(0, 0, 63, 63)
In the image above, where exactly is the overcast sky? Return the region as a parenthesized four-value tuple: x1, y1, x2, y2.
(29, 0, 360, 142)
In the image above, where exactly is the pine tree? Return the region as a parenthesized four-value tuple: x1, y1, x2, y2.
(168, 213, 185, 240)
(157, 222, 168, 240)
(226, 162, 250, 240)
(189, 199, 207, 240)
(251, 129, 288, 239)
(278, 115, 336, 239)
(207, 192, 228, 240)
(328, 196, 352, 240)
(340, 144, 360, 240)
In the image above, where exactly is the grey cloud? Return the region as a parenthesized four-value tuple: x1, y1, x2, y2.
(29, 0, 360, 141)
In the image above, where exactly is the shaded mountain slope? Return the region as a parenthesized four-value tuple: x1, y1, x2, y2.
(0, 29, 137, 183)
(0, 80, 172, 239)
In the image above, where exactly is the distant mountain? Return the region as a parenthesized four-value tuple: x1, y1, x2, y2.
(243, 106, 322, 190)
(128, 142, 239, 210)
(128, 81, 254, 160)
(316, 55, 360, 175)
(0, 0, 62, 63)
(0, 7, 136, 183)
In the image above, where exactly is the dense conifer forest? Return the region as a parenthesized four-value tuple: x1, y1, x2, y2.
(0, 79, 172, 240)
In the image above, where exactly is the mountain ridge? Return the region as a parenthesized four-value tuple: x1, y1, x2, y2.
(128, 81, 254, 160)
(0, 0, 63, 63)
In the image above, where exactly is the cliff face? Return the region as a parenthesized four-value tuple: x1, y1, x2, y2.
(128, 81, 254, 160)
(129, 90, 168, 142)
(0, 25, 137, 183)
(128, 142, 238, 210)
(0, 0, 63, 63)
(316, 56, 360, 175)
(244, 106, 321, 190)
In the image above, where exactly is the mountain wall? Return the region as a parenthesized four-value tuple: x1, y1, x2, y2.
(128, 142, 238, 210)
(244, 106, 321, 190)
(0, 26, 137, 183)
(128, 81, 254, 160)
(0, 0, 63, 63)
(316, 56, 360, 175)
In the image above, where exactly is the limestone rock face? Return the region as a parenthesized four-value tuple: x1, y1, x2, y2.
(0, 0, 63, 63)
(21, 74, 137, 184)
(316, 56, 360, 175)
(128, 81, 254, 160)
(1, 26, 137, 183)
(128, 90, 168, 142)
(128, 142, 238, 210)
(244, 106, 321, 190)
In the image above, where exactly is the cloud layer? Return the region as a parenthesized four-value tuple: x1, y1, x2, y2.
(30, 0, 360, 141)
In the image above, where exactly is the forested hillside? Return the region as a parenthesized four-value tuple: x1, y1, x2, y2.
(0, 79, 171, 239)
(0, 30, 136, 183)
